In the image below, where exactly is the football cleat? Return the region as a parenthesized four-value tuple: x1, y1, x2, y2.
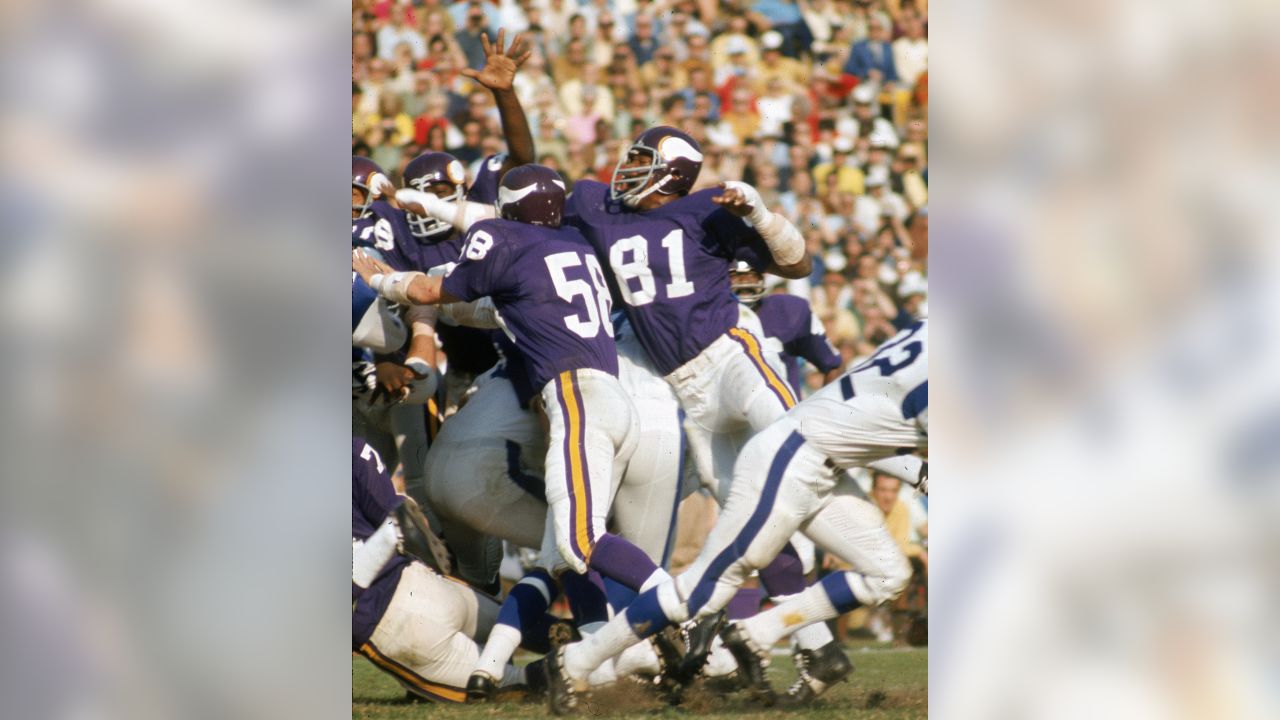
(545, 622, 580, 716)
(782, 641, 854, 706)
(675, 611, 726, 683)
(651, 624, 690, 705)
(719, 622, 776, 706)
(465, 672, 496, 703)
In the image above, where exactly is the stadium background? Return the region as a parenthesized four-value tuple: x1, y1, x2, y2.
(353, 1, 928, 714)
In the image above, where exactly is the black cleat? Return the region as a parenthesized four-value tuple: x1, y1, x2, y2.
(719, 622, 776, 706)
(782, 641, 854, 706)
(702, 670, 743, 695)
(545, 622, 581, 715)
(523, 658, 548, 698)
(651, 625, 690, 704)
(465, 672, 496, 703)
(676, 612, 726, 683)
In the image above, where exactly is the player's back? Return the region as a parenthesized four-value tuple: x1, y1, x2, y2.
(565, 179, 771, 376)
(442, 218, 619, 392)
(790, 320, 928, 467)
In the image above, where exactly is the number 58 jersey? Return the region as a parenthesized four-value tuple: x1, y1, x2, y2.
(440, 218, 619, 393)
(790, 320, 928, 469)
(565, 179, 774, 376)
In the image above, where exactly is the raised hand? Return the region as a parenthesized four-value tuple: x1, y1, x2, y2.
(353, 248, 393, 285)
(460, 29, 532, 92)
(712, 181, 761, 219)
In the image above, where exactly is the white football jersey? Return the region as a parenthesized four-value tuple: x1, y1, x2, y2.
(789, 320, 928, 468)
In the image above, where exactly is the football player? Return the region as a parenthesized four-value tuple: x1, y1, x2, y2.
(544, 321, 928, 715)
(352, 436, 549, 703)
(730, 261, 843, 393)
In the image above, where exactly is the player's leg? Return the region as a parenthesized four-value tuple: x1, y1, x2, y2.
(548, 426, 822, 708)
(738, 493, 912, 651)
(609, 393, 684, 565)
(360, 564, 527, 703)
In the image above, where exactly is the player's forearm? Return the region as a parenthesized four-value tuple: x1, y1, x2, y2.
(368, 271, 445, 305)
(396, 188, 496, 232)
(353, 517, 399, 589)
(493, 87, 535, 170)
(438, 297, 501, 329)
(725, 180, 812, 278)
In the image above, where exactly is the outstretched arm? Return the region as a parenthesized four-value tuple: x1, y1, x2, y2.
(714, 181, 813, 279)
(395, 189, 496, 233)
(353, 250, 462, 306)
(461, 29, 535, 176)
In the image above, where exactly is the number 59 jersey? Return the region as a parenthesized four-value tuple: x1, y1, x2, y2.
(565, 179, 774, 376)
(790, 320, 928, 469)
(440, 218, 619, 393)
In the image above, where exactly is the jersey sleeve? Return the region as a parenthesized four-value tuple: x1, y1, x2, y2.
(352, 439, 401, 538)
(786, 306, 842, 373)
(466, 153, 508, 205)
(440, 222, 513, 302)
(703, 204, 772, 270)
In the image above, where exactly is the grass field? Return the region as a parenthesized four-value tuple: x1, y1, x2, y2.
(353, 643, 927, 719)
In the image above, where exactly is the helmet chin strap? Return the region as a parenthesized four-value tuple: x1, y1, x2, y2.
(623, 173, 674, 208)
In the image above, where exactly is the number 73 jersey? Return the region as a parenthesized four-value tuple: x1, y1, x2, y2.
(564, 180, 775, 376)
(440, 218, 619, 393)
(790, 320, 928, 469)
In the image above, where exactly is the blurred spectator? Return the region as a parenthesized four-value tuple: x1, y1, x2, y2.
(843, 12, 898, 84)
(893, 13, 928, 90)
(455, 4, 495, 70)
(628, 13, 661, 65)
(377, 6, 427, 62)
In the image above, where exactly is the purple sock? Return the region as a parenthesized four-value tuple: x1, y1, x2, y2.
(603, 575, 638, 613)
(758, 542, 806, 597)
(725, 586, 763, 620)
(623, 586, 674, 639)
(496, 568, 557, 637)
(821, 572, 862, 614)
(589, 532, 659, 591)
(560, 570, 610, 626)
(520, 613, 561, 654)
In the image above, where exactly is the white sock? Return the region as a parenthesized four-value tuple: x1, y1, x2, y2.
(473, 623, 522, 681)
(615, 639, 661, 677)
(563, 614, 644, 682)
(498, 663, 526, 689)
(743, 584, 839, 650)
(703, 635, 738, 678)
(587, 658, 618, 687)
(793, 619, 836, 650)
(639, 567, 672, 593)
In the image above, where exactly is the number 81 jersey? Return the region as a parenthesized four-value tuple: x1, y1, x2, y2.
(564, 180, 775, 376)
(790, 320, 928, 469)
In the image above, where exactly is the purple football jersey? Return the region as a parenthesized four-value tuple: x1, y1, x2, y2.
(353, 200, 468, 274)
(754, 293, 842, 392)
(441, 218, 619, 393)
(466, 152, 507, 205)
(564, 180, 773, 375)
(351, 437, 408, 648)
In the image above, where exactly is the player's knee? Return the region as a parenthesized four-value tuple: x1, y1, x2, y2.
(866, 554, 913, 605)
(555, 539, 590, 576)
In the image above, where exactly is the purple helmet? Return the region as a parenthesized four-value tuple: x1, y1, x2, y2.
(496, 164, 566, 228)
(352, 156, 390, 217)
(610, 126, 704, 206)
(402, 151, 468, 239)
(729, 260, 766, 305)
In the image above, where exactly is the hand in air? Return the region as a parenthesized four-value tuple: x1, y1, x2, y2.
(353, 248, 392, 285)
(461, 29, 532, 92)
(712, 181, 758, 218)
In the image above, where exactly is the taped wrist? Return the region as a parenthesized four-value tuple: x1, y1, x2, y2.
(754, 210, 805, 266)
(369, 271, 425, 306)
